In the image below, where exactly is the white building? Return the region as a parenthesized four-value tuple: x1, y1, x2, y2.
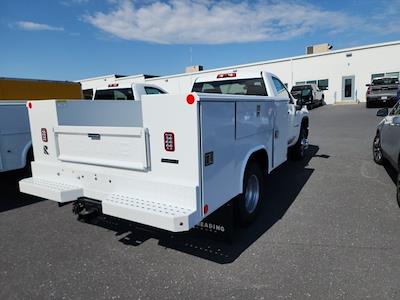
(79, 40, 400, 104)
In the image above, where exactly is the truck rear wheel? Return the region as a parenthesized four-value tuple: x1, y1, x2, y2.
(236, 162, 264, 226)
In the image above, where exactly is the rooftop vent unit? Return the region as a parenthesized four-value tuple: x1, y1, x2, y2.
(185, 65, 204, 73)
(306, 43, 333, 55)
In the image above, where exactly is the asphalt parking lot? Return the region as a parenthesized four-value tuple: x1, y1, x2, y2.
(0, 104, 399, 300)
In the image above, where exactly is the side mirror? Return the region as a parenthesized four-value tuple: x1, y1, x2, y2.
(376, 108, 389, 117)
(366, 84, 371, 87)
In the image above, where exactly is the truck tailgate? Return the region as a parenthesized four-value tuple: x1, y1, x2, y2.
(54, 126, 149, 171)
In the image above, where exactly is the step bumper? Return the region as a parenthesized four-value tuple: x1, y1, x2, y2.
(19, 177, 83, 203)
(103, 193, 197, 232)
(19, 177, 199, 232)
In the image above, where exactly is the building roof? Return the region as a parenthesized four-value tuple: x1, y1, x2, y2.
(147, 40, 400, 81)
(0, 77, 79, 84)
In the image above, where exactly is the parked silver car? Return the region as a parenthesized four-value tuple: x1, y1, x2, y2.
(373, 100, 400, 206)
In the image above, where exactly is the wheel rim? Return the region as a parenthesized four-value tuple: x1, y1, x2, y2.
(245, 174, 260, 214)
(373, 136, 382, 161)
(299, 130, 308, 157)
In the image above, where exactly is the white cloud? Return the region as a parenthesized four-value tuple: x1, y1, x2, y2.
(15, 21, 64, 32)
(84, 0, 382, 44)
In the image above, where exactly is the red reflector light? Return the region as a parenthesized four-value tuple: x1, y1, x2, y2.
(164, 132, 175, 152)
(27, 102, 32, 109)
(203, 204, 209, 214)
(41, 128, 48, 142)
(186, 94, 195, 105)
(217, 73, 237, 79)
(108, 83, 119, 87)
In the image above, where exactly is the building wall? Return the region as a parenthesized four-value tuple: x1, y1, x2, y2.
(146, 41, 400, 105)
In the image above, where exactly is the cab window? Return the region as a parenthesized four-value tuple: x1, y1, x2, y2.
(390, 101, 400, 115)
(145, 87, 166, 95)
(94, 88, 134, 100)
(272, 77, 291, 99)
(192, 78, 267, 96)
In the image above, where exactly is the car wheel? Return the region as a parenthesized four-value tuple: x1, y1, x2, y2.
(397, 173, 400, 208)
(289, 127, 308, 161)
(372, 133, 384, 165)
(366, 101, 372, 108)
(236, 162, 264, 226)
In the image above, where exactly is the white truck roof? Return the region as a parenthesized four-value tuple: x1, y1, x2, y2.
(194, 71, 269, 83)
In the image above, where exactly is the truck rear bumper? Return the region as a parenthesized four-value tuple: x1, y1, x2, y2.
(19, 177, 199, 232)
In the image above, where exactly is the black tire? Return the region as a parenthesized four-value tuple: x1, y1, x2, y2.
(289, 127, 308, 161)
(397, 173, 400, 208)
(372, 133, 384, 165)
(366, 101, 372, 108)
(236, 162, 264, 226)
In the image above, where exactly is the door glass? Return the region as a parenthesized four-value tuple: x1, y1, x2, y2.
(345, 78, 352, 98)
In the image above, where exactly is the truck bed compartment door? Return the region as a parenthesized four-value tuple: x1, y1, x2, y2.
(272, 101, 288, 168)
(200, 102, 236, 216)
(54, 126, 150, 171)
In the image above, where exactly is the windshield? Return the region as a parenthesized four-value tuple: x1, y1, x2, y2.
(94, 88, 134, 100)
(192, 78, 268, 96)
(372, 78, 399, 85)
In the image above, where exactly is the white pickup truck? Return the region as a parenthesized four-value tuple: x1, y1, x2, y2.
(0, 103, 32, 173)
(19, 71, 309, 232)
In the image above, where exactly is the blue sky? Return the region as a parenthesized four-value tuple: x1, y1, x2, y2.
(1, 0, 400, 81)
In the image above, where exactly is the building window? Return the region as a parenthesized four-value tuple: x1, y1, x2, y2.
(318, 79, 329, 90)
(371, 72, 399, 81)
(371, 73, 386, 80)
(386, 72, 399, 78)
(306, 80, 317, 84)
(295, 81, 305, 85)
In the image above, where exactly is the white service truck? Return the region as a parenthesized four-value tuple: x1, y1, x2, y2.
(19, 71, 309, 232)
(0, 103, 32, 173)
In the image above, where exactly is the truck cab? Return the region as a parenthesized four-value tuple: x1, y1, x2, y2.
(192, 71, 309, 159)
(93, 82, 167, 101)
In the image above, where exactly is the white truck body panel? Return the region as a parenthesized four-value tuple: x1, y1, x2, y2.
(0, 102, 31, 172)
(20, 91, 289, 232)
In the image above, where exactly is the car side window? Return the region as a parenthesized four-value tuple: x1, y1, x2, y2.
(390, 101, 400, 115)
(145, 87, 166, 95)
(272, 77, 292, 102)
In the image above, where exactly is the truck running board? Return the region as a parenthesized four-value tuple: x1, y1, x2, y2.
(19, 177, 83, 203)
(102, 193, 196, 232)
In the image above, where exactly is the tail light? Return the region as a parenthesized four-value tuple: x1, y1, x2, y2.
(41, 128, 48, 142)
(164, 132, 175, 152)
(367, 86, 372, 95)
(217, 73, 236, 79)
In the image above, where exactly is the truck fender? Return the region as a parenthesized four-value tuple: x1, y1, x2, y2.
(21, 141, 33, 168)
(239, 146, 269, 193)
